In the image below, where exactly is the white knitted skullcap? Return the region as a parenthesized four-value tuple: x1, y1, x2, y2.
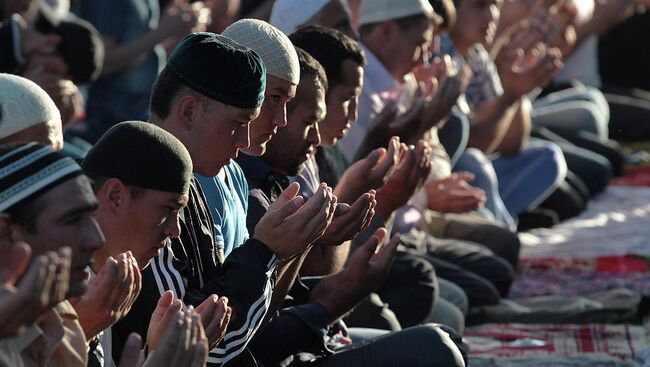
(223, 19, 300, 85)
(269, 0, 330, 35)
(360, 0, 434, 26)
(0, 73, 61, 139)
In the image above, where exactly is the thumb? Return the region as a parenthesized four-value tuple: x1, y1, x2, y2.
(272, 182, 300, 207)
(268, 196, 304, 226)
(352, 228, 387, 265)
(2, 242, 32, 285)
(118, 333, 142, 367)
(151, 291, 175, 323)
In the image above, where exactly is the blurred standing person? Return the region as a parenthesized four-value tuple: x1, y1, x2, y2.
(70, 0, 204, 143)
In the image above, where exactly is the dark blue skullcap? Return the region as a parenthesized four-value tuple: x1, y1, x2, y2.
(167, 32, 266, 109)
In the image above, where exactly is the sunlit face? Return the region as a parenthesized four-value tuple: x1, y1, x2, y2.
(384, 18, 435, 81)
(11, 175, 104, 297)
(189, 97, 260, 176)
(264, 75, 326, 176)
(453, 0, 502, 49)
(107, 187, 188, 268)
(320, 60, 364, 147)
(243, 75, 297, 157)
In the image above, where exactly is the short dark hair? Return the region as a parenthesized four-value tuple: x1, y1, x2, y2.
(295, 47, 329, 95)
(359, 13, 437, 39)
(86, 174, 144, 200)
(290, 25, 365, 88)
(149, 66, 186, 120)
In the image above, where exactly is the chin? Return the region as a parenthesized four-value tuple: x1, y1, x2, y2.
(242, 144, 265, 157)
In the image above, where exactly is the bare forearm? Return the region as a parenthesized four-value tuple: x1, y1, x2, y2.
(468, 93, 520, 155)
(496, 97, 531, 156)
(309, 275, 365, 323)
(300, 241, 351, 276)
(101, 30, 166, 76)
(263, 251, 310, 324)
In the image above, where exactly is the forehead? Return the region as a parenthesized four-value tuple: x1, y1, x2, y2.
(37, 175, 98, 219)
(219, 102, 261, 122)
(266, 74, 297, 98)
(140, 188, 189, 206)
(292, 77, 326, 119)
(340, 60, 363, 88)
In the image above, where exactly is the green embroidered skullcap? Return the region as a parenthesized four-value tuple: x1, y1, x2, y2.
(82, 121, 193, 195)
(167, 32, 266, 109)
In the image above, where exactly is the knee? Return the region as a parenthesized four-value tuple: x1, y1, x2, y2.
(528, 142, 568, 186)
(402, 324, 468, 367)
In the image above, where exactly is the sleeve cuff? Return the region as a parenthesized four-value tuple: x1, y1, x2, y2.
(244, 238, 278, 272)
(280, 302, 331, 341)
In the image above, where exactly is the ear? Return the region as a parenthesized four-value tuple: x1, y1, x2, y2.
(175, 95, 201, 131)
(98, 178, 129, 215)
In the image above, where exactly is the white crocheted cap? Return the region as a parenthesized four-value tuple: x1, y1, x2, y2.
(222, 19, 300, 85)
(360, 0, 434, 26)
(0, 73, 61, 139)
(269, 0, 330, 35)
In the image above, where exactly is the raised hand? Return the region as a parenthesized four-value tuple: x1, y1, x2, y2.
(158, 1, 202, 39)
(254, 183, 337, 259)
(195, 294, 232, 348)
(356, 100, 426, 161)
(425, 172, 487, 213)
(71, 252, 142, 340)
(375, 140, 432, 220)
(144, 293, 208, 367)
(0, 244, 71, 338)
(336, 137, 402, 203)
(309, 228, 400, 321)
(341, 228, 400, 293)
(315, 191, 377, 246)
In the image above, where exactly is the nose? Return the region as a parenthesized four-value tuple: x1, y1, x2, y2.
(236, 124, 251, 150)
(86, 218, 106, 252)
(274, 104, 288, 128)
(164, 214, 182, 239)
(309, 123, 322, 147)
(347, 97, 359, 123)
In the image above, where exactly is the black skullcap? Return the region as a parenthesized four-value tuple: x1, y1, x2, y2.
(35, 4, 104, 83)
(167, 32, 266, 109)
(81, 121, 193, 195)
(0, 143, 82, 212)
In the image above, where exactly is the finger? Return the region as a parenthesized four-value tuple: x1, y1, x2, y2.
(150, 291, 175, 325)
(266, 196, 305, 227)
(2, 242, 31, 285)
(355, 228, 387, 264)
(118, 333, 142, 367)
(373, 234, 400, 269)
(129, 259, 142, 308)
(53, 247, 71, 304)
(271, 182, 300, 208)
(18, 254, 51, 308)
(217, 297, 229, 331)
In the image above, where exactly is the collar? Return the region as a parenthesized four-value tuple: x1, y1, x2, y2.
(11, 300, 80, 360)
(236, 154, 290, 201)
